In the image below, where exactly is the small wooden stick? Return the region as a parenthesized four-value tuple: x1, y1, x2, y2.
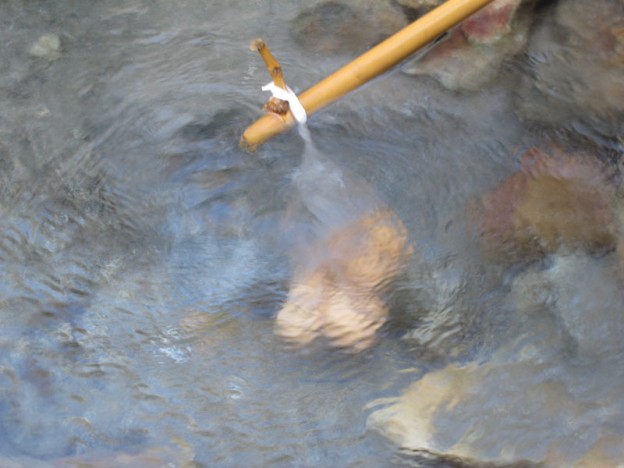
(250, 39, 287, 90)
(250, 39, 290, 115)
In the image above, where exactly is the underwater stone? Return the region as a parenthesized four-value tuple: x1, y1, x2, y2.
(401, 0, 530, 91)
(290, 0, 407, 55)
(275, 210, 411, 352)
(29, 33, 62, 61)
(367, 357, 624, 464)
(515, 0, 624, 133)
(476, 147, 616, 261)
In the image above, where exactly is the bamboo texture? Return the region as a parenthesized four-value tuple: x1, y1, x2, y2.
(241, 0, 495, 150)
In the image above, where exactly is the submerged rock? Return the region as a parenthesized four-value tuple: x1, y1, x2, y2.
(29, 33, 62, 61)
(516, 0, 624, 134)
(476, 146, 616, 261)
(275, 209, 411, 352)
(369, 248, 624, 465)
(402, 0, 531, 91)
(52, 445, 195, 467)
(290, 0, 407, 55)
(512, 253, 624, 358)
(461, 0, 523, 44)
(367, 359, 624, 465)
(273, 136, 413, 352)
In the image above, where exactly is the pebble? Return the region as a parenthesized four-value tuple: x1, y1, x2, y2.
(29, 33, 62, 61)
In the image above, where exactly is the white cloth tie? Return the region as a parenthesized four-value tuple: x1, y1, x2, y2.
(261, 81, 307, 124)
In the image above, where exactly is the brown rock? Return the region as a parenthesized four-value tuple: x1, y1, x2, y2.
(555, 0, 624, 68)
(275, 209, 411, 351)
(477, 147, 616, 260)
(555, 0, 624, 112)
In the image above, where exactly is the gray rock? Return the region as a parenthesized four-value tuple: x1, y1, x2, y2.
(515, 0, 624, 135)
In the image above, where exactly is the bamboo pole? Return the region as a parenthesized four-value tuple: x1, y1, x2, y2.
(241, 0, 495, 150)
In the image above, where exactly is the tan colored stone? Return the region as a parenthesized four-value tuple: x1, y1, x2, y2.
(367, 364, 479, 456)
(275, 210, 410, 351)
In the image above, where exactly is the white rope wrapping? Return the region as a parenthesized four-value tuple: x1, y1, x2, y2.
(261, 81, 307, 124)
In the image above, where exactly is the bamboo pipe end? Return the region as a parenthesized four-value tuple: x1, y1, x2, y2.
(240, 112, 296, 152)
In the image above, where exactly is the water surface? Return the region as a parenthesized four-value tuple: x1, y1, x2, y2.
(0, 0, 623, 466)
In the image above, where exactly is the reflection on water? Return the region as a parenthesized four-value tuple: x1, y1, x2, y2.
(0, 0, 623, 466)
